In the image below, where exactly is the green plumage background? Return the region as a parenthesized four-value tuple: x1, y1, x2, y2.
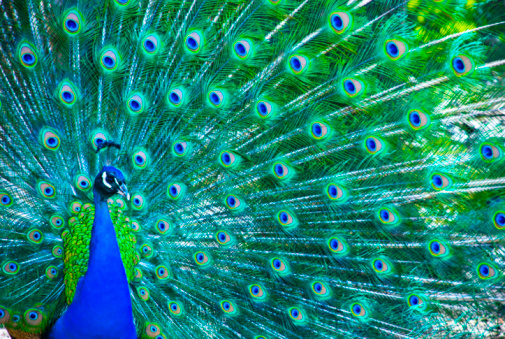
(1, 0, 505, 337)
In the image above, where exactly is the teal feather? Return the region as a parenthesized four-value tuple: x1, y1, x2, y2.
(1, 0, 505, 337)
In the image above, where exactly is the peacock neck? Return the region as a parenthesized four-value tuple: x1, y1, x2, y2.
(49, 189, 136, 338)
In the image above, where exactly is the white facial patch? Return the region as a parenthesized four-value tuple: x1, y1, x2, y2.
(102, 172, 112, 188)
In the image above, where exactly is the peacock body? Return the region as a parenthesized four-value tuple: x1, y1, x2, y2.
(0, 0, 505, 338)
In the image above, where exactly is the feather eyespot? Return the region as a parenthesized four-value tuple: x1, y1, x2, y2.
(185, 32, 202, 53)
(127, 94, 145, 114)
(168, 88, 184, 107)
(70, 201, 82, 214)
(328, 237, 348, 254)
(431, 173, 452, 191)
(477, 263, 498, 280)
(256, 100, 273, 118)
(24, 309, 43, 326)
(137, 287, 150, 301)
(225, 194, 243, 210)
(27, 229, 43, 244)
(452, 55, 474, 77)
(208, 90, 225, 108)
(194, 251, 211, 266)
(277, 210, 297, 228)
(132, 194, 145, 210)
(220, 300, 237, 315)
(100, 48, 119, 71)
(134, 267, 143, 280)
(155, 265, 170, 280)
(18, 42, 38, 68)
(75, 174, 91, 191)
(429, 240, 449, 257)
(378, 207, 399, 225)
(215, 230, 233, 246)
(91, 131, 108, 150)
(365, 136, 384, 155)
(132, 150, 149, 169)
(140, 244, 153, 258)
(326, 183, 346, 201)
(311, 281, 330, 298)
(234, 39, 252, 59)
(480, 143, 502, 162)
(288, 307, 305, 324)
(168, 301, 184, 316)
(407, 294, 428, 312)
(45, 266, 58, 279)
(38, 182, 56, 199)
(311, 121, 330, 140)
(249, 284, 266, 300)
(167, 183, 186, 200)
(0, 306, 10, 324)
(41, 128, 61, 151)
(289, 55, 308, 74)
(493, 211, 505, 230)
(272, 161, 292, 180)
(384, 39, 408, 60)
(156, 219, 170, 235)
(145, 324, 160, 337)
(172, 141, 189, 157)
(131, 220, 141, 232)
(329, 12, 352, 34)
(0, 192, 13, 207)
(63, 10, 82, 34)
(350, 303, 367, 317)
(219, 151, 238, 168)
(372, 258, 391, 274)
(343, 78, 364, 97)
(2, 261, 20, 275)
(271, 257, 290, 275)
(408, 109, 430, 130)
(58, 82, 77, 106)
(143, 35, 159, 54)
(52, 245, 64, 258)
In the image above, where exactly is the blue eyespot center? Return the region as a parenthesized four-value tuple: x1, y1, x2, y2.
(159, 222, 165, 230)
(56, 219, 62, 225)
(29, 311, 38, 320)
(62, 91, 74, 102)
(227, 196, 236, 207)
(431, 242, 440, 253)
(9, 263, 17, 271)
(273, 259, 281, 269)
(0, 310, 4, 317)
(210, 92, 220, 105)
(170, 92, 181, 104)
(291, 309, 299, 317)
(158, 268, 165, 275)
(223, 302, 230, 310)
(144, 39, 155, 52)
(65, 19, 78, 31)
(150, 326, 157, 332)
(330, 239, 339, 250)
(45, 187, 54, 195)
(96, 138, 104, 145)
(51, 268, 56, 274)
(171, 303, 178, 311)
(218, 232, 226, 241)
(480, 264, 489, 276)
(103, 56, 115, 68)
(143, 246, 149, 253)
(410, 296, 419, 305)
(79, 180, 88, 188)
(495, 213, 505, 226)
(432, 175, 443, 188)
(314, 283, 322, 292)
(280, 212, 288, 223)
(197, 253, 204, 262)
(453, 57, 465, 73)
(410, 112, 421, 126)
(380, 209, 390, 221)
(353, 305, 361, 314)
(47, 137, 58, 146)
(34, 232, 41, 240)
(170, 186, 178, 196)
(258, 102, 268, 115)
(13, 315, 20, 322)
(1, 196, 11, 204)
(482, 145, 493, 159)
(312, 123, 322, 137)
(252, 286, 259, 295)
(275, 164, 284, 176)
(134, 198, 141, 205)
(374, 260, 383, 270)
(344, 80, 356, 94)
(386, 42, 399, 57)
(366, 138, 376, 151)
(130, 100, 141, 111)
(57, 249, 62, 254)
(328, 185, 338, 198)
(23, 53, 35, 64)
(187, 37, 198, 50)
(175, 143, 184, 154)
(331, 14, 343, 30)
(222, 153, 231, 165)
(290, 57, 302, 71)
(235, 42, 247, 56)
(135, 155, 144, 164)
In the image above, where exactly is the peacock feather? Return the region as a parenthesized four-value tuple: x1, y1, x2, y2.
(1, 0, 505, 338)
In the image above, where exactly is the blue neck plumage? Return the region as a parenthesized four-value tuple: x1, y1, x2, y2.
(49, 189, 136, 338)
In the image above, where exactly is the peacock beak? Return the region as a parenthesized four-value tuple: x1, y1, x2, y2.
(118, 183, 130, 201)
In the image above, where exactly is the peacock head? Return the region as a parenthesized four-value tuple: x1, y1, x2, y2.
(94, 166, 130, 200)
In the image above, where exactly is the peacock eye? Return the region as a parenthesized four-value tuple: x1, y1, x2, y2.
(168, 301, 184, 316)
(208, 90, 225, 108)
(430, 173, 452, 191)
(311, 281, 331, 298)
(384, 39, 408, 60)
(220, 300, 237, 315)
(372, 258, 392, 274)
(145, 323, 160, 337)
(234, 39, 252, 59)
(451, 55, 474, 77)
(194, 251, 211, 267)
(140, 244, 153, 258)
(137, 287, 150, 301)
(52, 245, 64, 258)
(185, 31, 203, 53)
(18, 42, 38, 68)
(270, 257, 290, 275)
(0, 192, 13, 207)
(330, 11, 352, 34)
(256, 100, 273, 118)
(248, 284, 266, 300)
(378, 207, 399, 225)
(272, 161, 292, 180)
(59, 82, 77, 106)
(100, 48, 120, 71)
(0, 306, 9, 324)
(46, 266, 58, 279)
(38, 182, 56, 199)
(155, 265, 170, 280)
(289, 55, 308, 74)
(350, 303, 367, 318)
(343, 78, 364, 97)
(365, 136, 384, 155)
(277, 210, 297, 228)
(143, 34, 159, 55)
(3, 261, 20, 275)
(408, 109, 430, 130)
(215, 230, 233, 246)
(288, 307, 305, 323)
(41, 128, 61, 151)
(64, 10, 82, 35)
(24, 309, 43, 326)
(27, 229, 44, 244)
(477, 263, 498, 280)
(168, 88, 184, 106)
(428, 240, 449, 257)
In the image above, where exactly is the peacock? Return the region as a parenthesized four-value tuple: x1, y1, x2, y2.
(0, 0, 505, 337)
